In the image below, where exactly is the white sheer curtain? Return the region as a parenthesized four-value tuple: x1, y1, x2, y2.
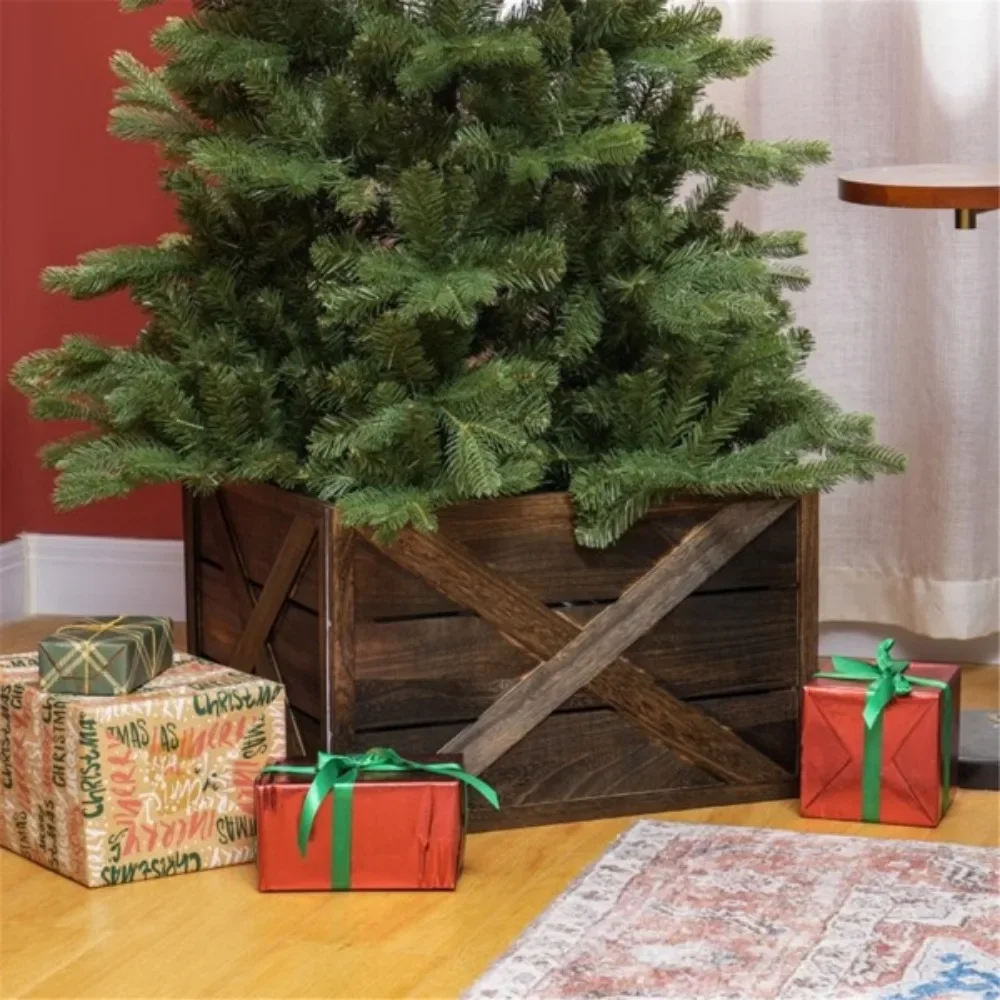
(713, 0, 999, 640)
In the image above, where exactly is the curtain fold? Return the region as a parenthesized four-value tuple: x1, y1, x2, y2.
(714, 0, 998, 639)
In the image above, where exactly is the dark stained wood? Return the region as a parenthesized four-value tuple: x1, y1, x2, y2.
(364, 502, 792, 783)
(290, 706, 322, 757)
(196, 564, 797, 729)
(434, 501, 792, 776)
(200, 487, 321, 611)
(839, 164, 1000, 212)
(206, 493, 312, 755)
(229, 514, 317, 675)
(186, 484, 818, 825)
(197, 561, 320, 717)
(182, 492, 202, 657)
(797, 493, 820, 689)
(320, 508, 356, 752)
(198, 488, 798, 619)
(355, 689, 799, 827)
(353, 588, 798, 727)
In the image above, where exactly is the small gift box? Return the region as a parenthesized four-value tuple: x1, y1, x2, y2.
(255, 748, 499, 891)
(0, 653, 286, 887)
(38, 615, 174, 696)
(801, 639, 960, 827)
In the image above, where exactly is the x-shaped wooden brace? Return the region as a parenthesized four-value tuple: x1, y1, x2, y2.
(365, 499, 795, 784)
(205, 493, 315, 755)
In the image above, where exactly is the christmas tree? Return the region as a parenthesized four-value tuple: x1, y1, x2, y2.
(12, 0, 903, 547)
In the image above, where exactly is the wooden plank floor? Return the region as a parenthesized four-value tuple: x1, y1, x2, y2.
(1, 617, 997, 999)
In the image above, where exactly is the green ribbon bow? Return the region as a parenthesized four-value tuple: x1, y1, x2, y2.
(263, 747, 499, 889)
(816, 638, 952, 822)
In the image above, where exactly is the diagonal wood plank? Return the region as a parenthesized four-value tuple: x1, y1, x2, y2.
(208, 494, 313, 755)
(230, 516, 318, 675)
(364, 500, 792, 782)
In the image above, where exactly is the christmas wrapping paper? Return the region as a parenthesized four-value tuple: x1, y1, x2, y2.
(38, 616, 174, 696)
(0, 653, 286, 887)
(800, 643, 960, 827)
(255, 750, 498, 891)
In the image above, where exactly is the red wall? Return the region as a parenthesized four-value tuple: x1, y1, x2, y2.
(1, 0, 190, 542)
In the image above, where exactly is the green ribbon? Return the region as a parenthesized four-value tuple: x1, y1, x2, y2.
(263, 747, 499, 889)
(815, 638, 952, 822)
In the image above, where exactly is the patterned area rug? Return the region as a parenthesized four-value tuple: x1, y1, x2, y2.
(466, 821, 1000, 1000)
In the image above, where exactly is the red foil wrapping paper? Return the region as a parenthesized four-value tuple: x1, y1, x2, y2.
(255, 764, 465, 890)
(800, 661, 961, 827)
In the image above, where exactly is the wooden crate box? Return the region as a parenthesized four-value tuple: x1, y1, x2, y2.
(184, 484, 818, 830)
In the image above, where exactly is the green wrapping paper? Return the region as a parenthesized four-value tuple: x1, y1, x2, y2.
(38, 616, 174, 696)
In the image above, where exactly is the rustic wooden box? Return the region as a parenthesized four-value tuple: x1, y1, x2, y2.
(184, 484, 818, 831)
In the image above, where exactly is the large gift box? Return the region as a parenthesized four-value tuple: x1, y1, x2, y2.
(0, 653, 286, 887)
(255, 749, 498, 891)
(38, 615, 174, 696)
(801, 639, 960, 827)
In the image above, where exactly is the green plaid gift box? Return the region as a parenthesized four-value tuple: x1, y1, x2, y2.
(38, 616, 174, 696)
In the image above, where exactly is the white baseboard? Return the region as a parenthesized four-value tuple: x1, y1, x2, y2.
(0, 539, 27, 622)
(18, 534, 185, 622)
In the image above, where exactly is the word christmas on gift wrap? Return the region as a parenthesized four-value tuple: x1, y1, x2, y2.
(101, 850, 202, 886)
(78, 714, 106, 819)
(0, 683, 24, 790)
(192, 686, 281, 717)
(107, 809, 218, 859)
(41, 698, 69, 789)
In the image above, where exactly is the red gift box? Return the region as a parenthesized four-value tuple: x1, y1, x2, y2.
(255, 750, 497, 891)
(801, 649, 960, 828)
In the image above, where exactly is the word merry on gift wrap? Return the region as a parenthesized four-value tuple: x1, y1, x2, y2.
(77, 714, 106, 819)
(13, 809, 30, 856)
(107, 809, 218, 860)
(41, 697, 69, 789)
(100, 849, 202, 886)
(178, 715, 248, 758)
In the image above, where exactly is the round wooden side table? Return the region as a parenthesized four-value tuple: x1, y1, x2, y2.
(838, 162, 1000, 790)
(839, 163, 999, 228)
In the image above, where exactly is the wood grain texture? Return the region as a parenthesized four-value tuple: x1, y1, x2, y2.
(229, 515, 316, 676)
(353, 588, 799, 728)
(197, 561, 320, 717)
(0, 618, 996, 1000)
(320, 507, 356, 752)
(435, 501, 793, 777)
(357, 688, 799, 827)
(206, 493, 312, 755)
(797, 493, 820, 689)
(839, 163, 1000, 211)
(196, 568, 798, 729)
(197, 487, 798, 619)
(365, 502, 792, 784)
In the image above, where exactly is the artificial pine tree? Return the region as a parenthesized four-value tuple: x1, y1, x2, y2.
(12, 0, 903, 547)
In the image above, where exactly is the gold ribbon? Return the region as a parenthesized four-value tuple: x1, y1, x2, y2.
(40, 616, 171, 695)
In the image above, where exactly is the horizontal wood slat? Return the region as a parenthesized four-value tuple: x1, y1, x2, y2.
(197, 490, 798, 619)
(355, 688, 798, 823)
(196, 560, 798, 728)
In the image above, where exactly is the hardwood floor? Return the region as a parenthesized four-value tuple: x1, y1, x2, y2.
(1, 617, 997, 999)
